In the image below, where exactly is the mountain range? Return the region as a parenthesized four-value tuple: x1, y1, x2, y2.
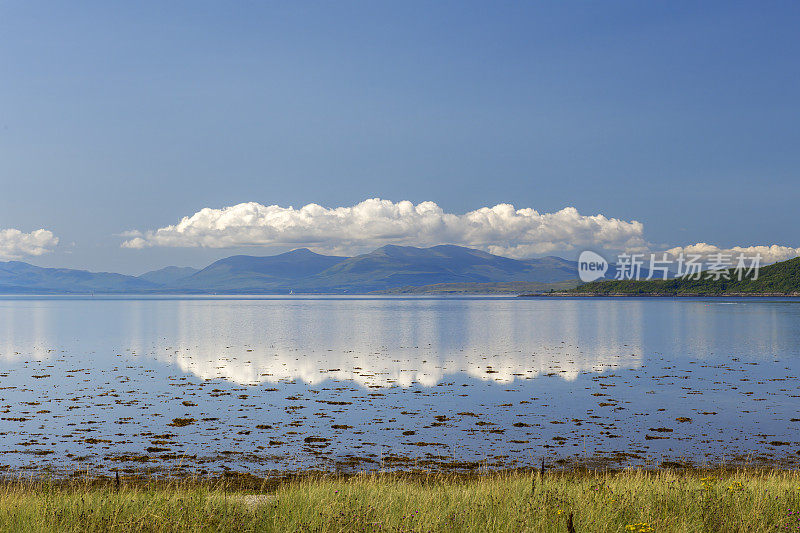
(0, 244, 606, 294)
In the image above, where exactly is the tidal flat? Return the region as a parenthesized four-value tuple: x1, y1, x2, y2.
(0, 296, 798, 478)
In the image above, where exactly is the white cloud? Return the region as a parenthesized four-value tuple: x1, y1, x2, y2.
(121, 198, 647, 258)
(0, 229, 59, 260)
(120, 199, 800, 264)
(663, 243, 800, 265)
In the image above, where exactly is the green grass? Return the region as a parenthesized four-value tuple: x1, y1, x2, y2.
(1, 470, 799, 531)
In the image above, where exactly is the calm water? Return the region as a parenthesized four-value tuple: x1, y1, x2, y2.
(0, 295, 798, 476)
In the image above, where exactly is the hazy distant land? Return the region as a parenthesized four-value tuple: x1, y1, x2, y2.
(0, 245, 592, 295)
(374, 280, 581, 294)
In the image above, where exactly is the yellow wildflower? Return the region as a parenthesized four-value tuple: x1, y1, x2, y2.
(727, 481, 744, 492)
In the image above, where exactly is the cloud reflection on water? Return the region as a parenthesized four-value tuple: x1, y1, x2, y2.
(134, 298, 645, 387)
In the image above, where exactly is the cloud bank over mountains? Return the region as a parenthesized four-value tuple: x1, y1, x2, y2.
(119, 198, 800, 263)
(4, 201, 797, 266)
(0, 229, 59, 260)
(121, 198, 648, 258)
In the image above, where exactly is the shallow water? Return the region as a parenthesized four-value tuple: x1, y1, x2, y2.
(0, 295, 798, 475)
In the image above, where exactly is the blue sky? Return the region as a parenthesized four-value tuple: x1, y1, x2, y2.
(1, 1, 799, 273)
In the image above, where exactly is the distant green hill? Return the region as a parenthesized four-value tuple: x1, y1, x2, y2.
(567, 256, 800, 296)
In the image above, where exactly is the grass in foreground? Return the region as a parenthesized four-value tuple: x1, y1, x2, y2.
(0, 470, 799, 532)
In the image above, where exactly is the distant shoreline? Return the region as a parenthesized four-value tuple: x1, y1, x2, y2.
(2, 291, 800, 298)
(520, 292, 800, 298)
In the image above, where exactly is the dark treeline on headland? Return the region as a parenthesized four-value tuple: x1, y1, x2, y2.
(558, 256, 800, 296)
